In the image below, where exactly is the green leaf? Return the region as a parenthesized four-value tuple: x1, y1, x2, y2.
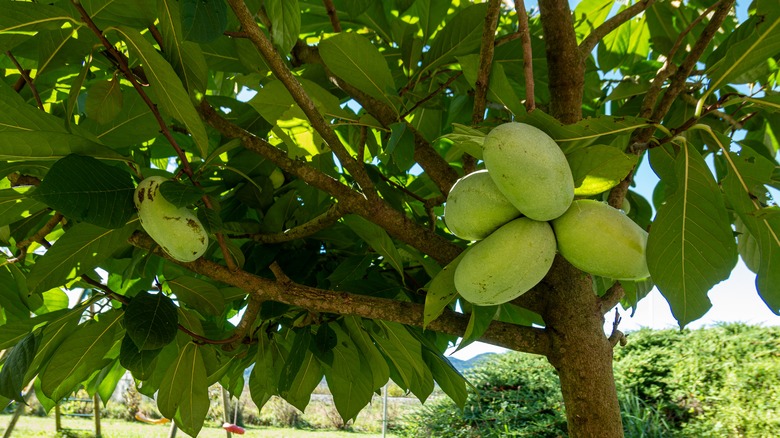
(342, 215, 405, 278)
(249, 333, 285, 409)
(278, 330, 322, 411)
(459, 54, 524, 117)
(167, 276, 224, 317)
(423, 249, 468, 328)
(32, 154, 135, 228)
(266, 0, 301, 54)
(322, 324, 374, 422)
(0, 131, 130, 162)
(646, 143, 738, 327)
(343, 316, 389, 390)
(79, 91, 160, 147)
(319, 32, 399, 113)
(422, 349, 467, 408)
(573, 0, 614, 42)
(157, 342, 209, 437)
(422, 3, 487, 73)
(124, 291, 179, 351)
(96, 359, 126, 403)
(567, 145, 639, 196)
(456, 305, 498, 352)
(705, 4, 780, 92)
(597, 11, 650, 72)
(180, 0, 228, 44)
(718, 142, 780, 313)
(0, 78, 66, 133)
(0, 333, 38, 402)
(26, 221, 137, 294)
(0, 305, 84, 351)
(66, 52, 93, 129)
(0, 2, 74, 51)
(119, 335, 161, 381)
(85, 79, 123, 125)
(158, 0, 208, 93)
(0, 187, 45, 227)
(518, 111, 651, 153)
(78, 0, 157, 28)
(113, 26, 209, 157)
(39, 309, 123, 401)
(371, 321, 428, 395)
(159, 180, 204, 208)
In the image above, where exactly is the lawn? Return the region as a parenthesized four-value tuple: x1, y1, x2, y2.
(0, 414, 396, 437)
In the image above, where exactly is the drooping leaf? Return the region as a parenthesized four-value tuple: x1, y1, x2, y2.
(158, 180, 204, 208)
(0, 2, 74, 51)
(0, 333, 38, 402)
(32, 154, 135, 228)
(167, 276, 224, 316)
(249, 333, 285, 409)
(423, 249, 468, 328)
(77, 0, 157, 28)
(124, 291, 179, 351)
(573, 0, 614, 42)
(459, 54, 524, 117)
(39, 309, 123, 401)
(646, 143, 738, 327)
(95, 359, 126, 403)
(79, 91, 161, 147)
(85, 79, 123, 125)
(266, 0, 301, 55)
(456, 304, 498, 352)
(113, 26, 210, 157)
(180, 0, 228, 44)
(343, 316, 390, 391)
(321, 324, 374, 422)
(319, 32, 399, 113)
(422, 349, 467, 408)
(157, 0, 208, 93)
(371, 321, 431, 401)
(157, 342, 209, 437)
(278, 330, 321, 411)
(26, 221, 137, 294)
(567, 145, 639, 196)
(343, 215, 404, 278)
(119, 335, 161, 381)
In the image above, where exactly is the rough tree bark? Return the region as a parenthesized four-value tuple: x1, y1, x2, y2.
(537, 0, 624, 436)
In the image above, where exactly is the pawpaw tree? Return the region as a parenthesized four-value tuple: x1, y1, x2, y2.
(1, 0, 778, 436)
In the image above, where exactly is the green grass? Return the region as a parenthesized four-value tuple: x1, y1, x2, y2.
(0, 414, 396, 438)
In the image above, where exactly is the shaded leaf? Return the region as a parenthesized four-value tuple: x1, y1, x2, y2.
(343, 215, 404, 278)
(321, 324, 374, 422)
(0, 333, 38, 402)
(456, 305, 498, 352)
(157, 342, 209, 437)
(158, 0, 208, 93)
(119, 335, 161, 381)
(423, 249, 468, 328)
(422, 3, 487, 73)
(27, 221, 137, 294)
(159, 180, 204, 208)
(423, 349, 467, 408)
(32, 154, 135, 228)
(124, 291, 179, 351)
(167, 276, 224, 316)
(181, 0, 228, 44)
(85, 79, 123, 125)
(266, 0, 300, 54)
(0, 187, 45, 227)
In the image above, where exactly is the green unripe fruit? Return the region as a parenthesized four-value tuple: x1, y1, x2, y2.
(444, 170, 521, 241)
(134, 176, 208, 263)
(552, 199, 649, 280)
(483, 122, 574, 221)
(270, 167, 285, 190)
(455, 218, 556, 305)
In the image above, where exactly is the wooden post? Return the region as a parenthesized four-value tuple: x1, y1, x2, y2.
(168, 422, 178, 438)
(93, 393, 102, 438)
(221, 386, 233, 438)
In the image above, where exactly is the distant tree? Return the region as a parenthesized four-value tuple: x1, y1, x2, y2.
(0, 0, 777, 437)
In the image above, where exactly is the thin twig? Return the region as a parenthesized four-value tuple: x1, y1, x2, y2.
(322, 0, 341, 32)
(71, 0, 238, 271)
(8, 213, 64, 263)
(579, 0, 656, 57)
(400, 71, 463, 119)
(147, 24, 164, 48)
(514, 0, 536, 111)
(80, 274, 130, 304)
(230, 204, 345, 243)
(6, 51, 44, 110)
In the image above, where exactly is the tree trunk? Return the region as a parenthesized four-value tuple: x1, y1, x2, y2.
(541, 257, 624, 437)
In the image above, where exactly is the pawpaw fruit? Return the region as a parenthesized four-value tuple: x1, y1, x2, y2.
(134, 176, 208, 262)
(454, 218, 556, 305)
(483, 122, 574, 221)
(444, 170, 521, 241)
(552, 199, 649, 280)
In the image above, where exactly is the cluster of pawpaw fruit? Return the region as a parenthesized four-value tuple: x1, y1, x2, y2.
(444, 122, 650, 306)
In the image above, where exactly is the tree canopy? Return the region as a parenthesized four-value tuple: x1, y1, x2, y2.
(0, 0, 778, 436)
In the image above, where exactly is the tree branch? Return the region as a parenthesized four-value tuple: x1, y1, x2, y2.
(322, 0, 341, 32)
(128, 231, 552, 356)
(6, 51, 44, 110)
(225, 0, 376, 199)
(600, 282, 625, 314)
(538, 0, 583, 123)
(199, 101, 462, 264)
(579, 0, 656, 56)
(514, 0, 536, 111)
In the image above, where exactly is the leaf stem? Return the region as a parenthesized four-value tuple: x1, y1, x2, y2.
(5, 51, 44, 110)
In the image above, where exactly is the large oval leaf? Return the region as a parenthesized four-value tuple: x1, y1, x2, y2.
(124, 291, 179, 351)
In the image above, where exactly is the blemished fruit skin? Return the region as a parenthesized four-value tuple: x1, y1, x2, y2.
(454, 218, 556, 305)
(482, 122, 575, 221)
(444, 170, 521, 241)
(552, 199, 650, 280)
(134, 176, 208, 263)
